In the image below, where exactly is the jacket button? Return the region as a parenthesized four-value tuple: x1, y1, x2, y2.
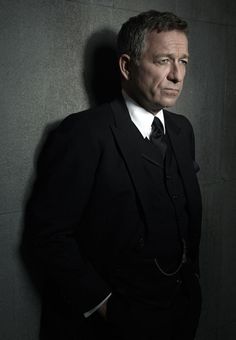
(172, 194, 178, 199)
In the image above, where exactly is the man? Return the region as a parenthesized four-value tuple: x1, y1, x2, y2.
(24, 10, 202, 340)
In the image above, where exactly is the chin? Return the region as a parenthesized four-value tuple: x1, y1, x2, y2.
(151, 97, 178, 110)
(161, 99, 178, 108)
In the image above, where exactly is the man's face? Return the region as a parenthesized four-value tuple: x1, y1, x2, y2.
(124, 30, 189, 113)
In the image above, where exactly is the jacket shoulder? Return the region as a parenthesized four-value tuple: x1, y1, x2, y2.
(164, 110, 193, 130)
(58, 103, 113, 134)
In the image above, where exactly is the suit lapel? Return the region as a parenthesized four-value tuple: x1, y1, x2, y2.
(164, 111, 202, 221)
(110, 97, 154, 227)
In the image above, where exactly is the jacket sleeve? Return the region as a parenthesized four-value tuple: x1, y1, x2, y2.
(24, 113, 111, 314)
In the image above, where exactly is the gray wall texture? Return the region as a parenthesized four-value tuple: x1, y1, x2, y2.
(1, 0, 236, 339)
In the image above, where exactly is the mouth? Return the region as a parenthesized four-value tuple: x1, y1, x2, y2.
(162, 88, 180, 95)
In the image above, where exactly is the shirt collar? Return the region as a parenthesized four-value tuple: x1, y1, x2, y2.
(122, 90, 166, 139)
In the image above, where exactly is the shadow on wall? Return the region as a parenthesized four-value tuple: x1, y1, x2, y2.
(20, 27, 121, 313)
(83, 28, 121, 107)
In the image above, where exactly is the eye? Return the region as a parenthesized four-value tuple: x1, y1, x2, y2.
(180, 59, 188, 65)
(158, 58, 170, 64)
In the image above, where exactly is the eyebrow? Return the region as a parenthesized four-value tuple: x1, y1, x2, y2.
(154, 53, 190, 59)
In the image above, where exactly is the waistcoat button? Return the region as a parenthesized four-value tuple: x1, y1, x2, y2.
(135, 237, 145, 251)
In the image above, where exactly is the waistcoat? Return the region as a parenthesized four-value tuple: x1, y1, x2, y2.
(133, 132, 189, 268)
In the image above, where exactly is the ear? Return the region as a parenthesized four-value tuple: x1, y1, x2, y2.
(119, 54, 131, 81)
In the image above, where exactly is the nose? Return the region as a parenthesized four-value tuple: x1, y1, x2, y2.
(167, 62, 185, 84)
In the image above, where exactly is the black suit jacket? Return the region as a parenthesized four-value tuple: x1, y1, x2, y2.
(24, 96, 202, 336)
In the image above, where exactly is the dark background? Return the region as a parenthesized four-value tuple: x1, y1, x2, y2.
(0, 0, 236, 339)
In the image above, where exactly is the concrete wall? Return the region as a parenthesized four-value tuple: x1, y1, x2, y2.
(1, 0, 236, 339)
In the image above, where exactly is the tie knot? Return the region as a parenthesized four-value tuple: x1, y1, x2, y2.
(151, 117, 164, 137)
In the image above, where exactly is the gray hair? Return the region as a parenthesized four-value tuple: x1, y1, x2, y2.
(117, 10, 188, 61)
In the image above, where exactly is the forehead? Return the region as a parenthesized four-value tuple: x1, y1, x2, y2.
(143, 30, 188, 56)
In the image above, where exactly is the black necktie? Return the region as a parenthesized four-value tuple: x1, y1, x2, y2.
(150, 116, 167, 159)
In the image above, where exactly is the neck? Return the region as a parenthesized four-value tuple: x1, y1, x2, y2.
(122, 88, 163, 115)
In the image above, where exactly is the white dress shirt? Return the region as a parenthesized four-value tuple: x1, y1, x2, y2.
(122, 90, 166, 136)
